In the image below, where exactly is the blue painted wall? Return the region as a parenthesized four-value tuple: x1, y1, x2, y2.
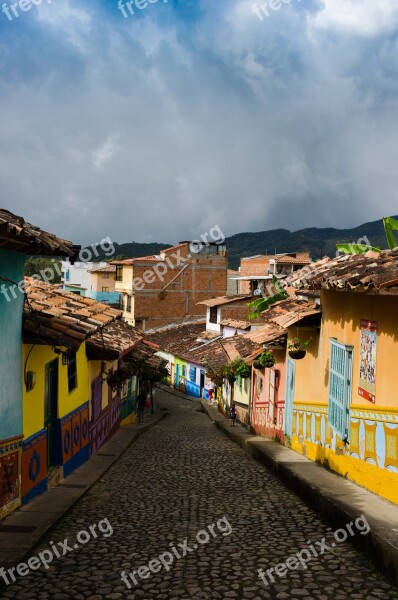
(0, 249, 24, 441)
(89, 291, 120, 304)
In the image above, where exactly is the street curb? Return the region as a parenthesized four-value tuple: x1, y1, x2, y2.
(201, 400, 398, 587)
(0, 409, 169, 575)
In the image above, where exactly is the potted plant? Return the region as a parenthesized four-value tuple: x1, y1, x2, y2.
(253, 350, 276, 369)
(230, 357, 251, 379)
(222, 364, 236, 384)
(106, 363, 136, 391)
(288, 337, 310, 359)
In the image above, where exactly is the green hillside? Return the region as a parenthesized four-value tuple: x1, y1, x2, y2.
(87, 216, 394, 270)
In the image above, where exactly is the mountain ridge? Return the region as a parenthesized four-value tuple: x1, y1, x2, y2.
(97, 216, 395, 270)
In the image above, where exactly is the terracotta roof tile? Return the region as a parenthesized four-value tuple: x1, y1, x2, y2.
(23, 278, 122, 350)
(260, 298, 320, 328)
(197, 294, 252, 308)
(0, 209, 75, 256)
(87, 320, 142, 359)
(286, 250, 398, 294)
(220, 319, 251, 330)
(145, 320, 206, 357)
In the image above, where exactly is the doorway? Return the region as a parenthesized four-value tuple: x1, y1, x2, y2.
(44, 359, 59, 467)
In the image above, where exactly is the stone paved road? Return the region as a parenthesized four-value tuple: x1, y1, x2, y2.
(1, 391, 398, 600)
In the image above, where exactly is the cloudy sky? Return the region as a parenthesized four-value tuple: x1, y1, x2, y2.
(1, 0, 398, 245)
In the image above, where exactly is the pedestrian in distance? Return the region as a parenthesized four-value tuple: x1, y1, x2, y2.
(137, 388, 147, 425)
(229, 403, 237, 427)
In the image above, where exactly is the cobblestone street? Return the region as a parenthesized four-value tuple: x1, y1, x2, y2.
(1, 391, 397, 600)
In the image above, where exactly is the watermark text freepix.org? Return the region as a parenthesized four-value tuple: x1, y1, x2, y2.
(1, 0, 52, 22)
(121, 516, 232, 589)
(0, 518, 113, 586)
(253, 0, 302, 22)
(0, 236, 115, 303)
(258, 514, 370, 588)
(117, 0, 167, 19)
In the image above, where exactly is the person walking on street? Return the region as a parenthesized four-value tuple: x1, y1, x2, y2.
(137, 388, 147, 425)
(230, 403, 237, 427)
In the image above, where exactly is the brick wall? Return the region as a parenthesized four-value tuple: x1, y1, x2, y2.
(132, 249, 228, 329)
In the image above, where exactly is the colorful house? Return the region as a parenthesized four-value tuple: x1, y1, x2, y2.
(85, 319, 143, 453)
(249, 299, 320, 442)
(22, 278, 122, 502)
(146, 320, 209, 397)
(286, 250, 398, 505)
(0, 209, 76, 518)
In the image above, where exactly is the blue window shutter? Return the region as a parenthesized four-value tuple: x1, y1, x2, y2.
(328, 339, 353, 440)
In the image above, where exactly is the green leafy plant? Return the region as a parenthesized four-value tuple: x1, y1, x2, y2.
(288, 337, 310, 352)
(206, 370, 224, 387)
(248, 276, 288, 319)
(253, 350, 276, 369)
(107, 364, 136, 391)
(221, 363, 237, 383)
(230, 357, 251, 379)
(336, 215, 398, 255)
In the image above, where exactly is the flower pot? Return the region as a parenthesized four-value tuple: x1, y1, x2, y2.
(264, 360, 276, 368)
(253, 362, 263, 370)
(228, 376, 237, 383)
(289, 350, 306, 360)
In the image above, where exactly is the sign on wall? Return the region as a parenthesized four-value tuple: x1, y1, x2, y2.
(358, 320, 378, 404)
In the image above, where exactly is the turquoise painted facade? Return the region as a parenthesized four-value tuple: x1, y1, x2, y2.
(89, 290, 120, 304)
(64, 285, 86, 296)
(0, 249, 24, 440)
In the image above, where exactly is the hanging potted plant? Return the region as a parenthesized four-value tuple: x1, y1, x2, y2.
(288, 337, 310, 359)
(222, 364, 237, 384)
(253, 350, 276, 369)
(230, 357, 251, 379)
(106, 363, 136, 391)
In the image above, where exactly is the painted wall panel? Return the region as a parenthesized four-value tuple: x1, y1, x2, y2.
(0, 249, 24, 440)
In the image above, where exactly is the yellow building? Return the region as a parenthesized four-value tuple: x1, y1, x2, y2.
(0, 210, 75, 519)
(287, 250, 398, 505)
(22, 278, 123, 503)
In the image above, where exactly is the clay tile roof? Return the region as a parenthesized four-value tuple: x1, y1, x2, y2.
(145, 320, 206, 357)
(222, 335, 262, 361)
(23, 278, 122, 350)
(0, 209, 75, 257)
(274, 255, 311, 265)
(260, 298, 320, 328)
(197, 294, 252, 308)
(286, 250, 398, 294)
(187, 338, 230, 372)
(244, 323, 287, 346)
(86, 320, 142, 359)
(220, 319, 251, 330)
(112, 255, 160, 265)
(89, 265, 116, 274)
(125, 340, 166, 370)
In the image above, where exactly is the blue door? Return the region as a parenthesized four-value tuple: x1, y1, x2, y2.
(328, 340, 353, 441)
(175, 364, 180, 387)
(284, 359, 295, 436)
